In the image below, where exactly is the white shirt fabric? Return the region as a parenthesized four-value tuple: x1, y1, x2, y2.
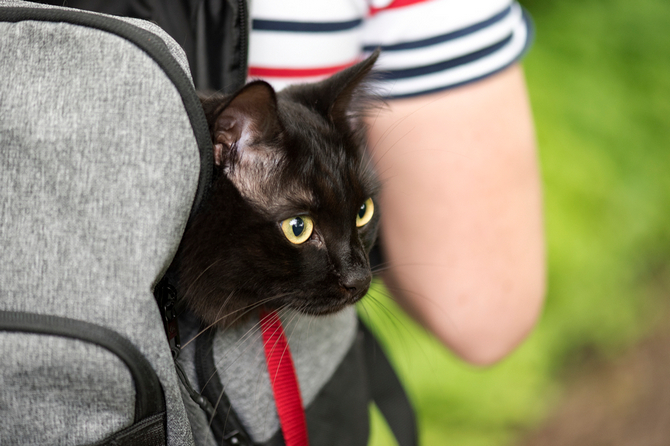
(248, 0, 532, 97)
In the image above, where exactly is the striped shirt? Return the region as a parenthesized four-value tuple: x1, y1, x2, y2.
(248, 0, 533, 98)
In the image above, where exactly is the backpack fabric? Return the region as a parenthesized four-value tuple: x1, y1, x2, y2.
(0, 1, 212, 444)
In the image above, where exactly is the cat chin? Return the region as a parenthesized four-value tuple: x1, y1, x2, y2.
(286, 295, 367, 316)
(295, 302, 352, 316)
(191, 293, 363, 329)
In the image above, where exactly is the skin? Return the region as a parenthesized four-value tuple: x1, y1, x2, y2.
(366, 64, 545, 365)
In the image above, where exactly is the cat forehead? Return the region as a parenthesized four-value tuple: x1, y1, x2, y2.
(228, 145, 376, 218)
(278, 102, 363, 167)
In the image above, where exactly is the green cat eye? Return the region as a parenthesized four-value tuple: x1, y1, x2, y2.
(356, 198, 374, 228)
(281, 215, 314, 244)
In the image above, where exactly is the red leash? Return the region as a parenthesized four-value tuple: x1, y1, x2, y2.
(260, 310, 309, 446)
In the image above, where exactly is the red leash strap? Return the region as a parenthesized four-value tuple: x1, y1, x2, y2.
(260, 310, 309, 446)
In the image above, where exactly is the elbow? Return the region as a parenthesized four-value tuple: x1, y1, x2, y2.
(420, 276, 546, 367)
(445, 286, 545, 366)
(382, 239, 547, 366)
(450, 308, 543, 366)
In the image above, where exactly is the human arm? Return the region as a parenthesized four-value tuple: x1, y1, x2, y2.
(366, 64, 545, 365)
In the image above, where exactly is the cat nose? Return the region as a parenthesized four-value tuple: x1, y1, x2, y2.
(341, 270, 371, 297)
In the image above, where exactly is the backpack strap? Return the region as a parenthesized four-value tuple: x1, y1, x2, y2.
(192, 318, 416, 446)
(195, 327, 256, 446)
(361, 322, 418, 446)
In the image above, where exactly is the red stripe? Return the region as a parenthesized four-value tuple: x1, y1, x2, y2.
(260, 310, 309, 446)
(249, 61, 356, 78)
(369, 0, 432, 16)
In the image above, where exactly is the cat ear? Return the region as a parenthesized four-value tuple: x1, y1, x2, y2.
(326, 49, 380, 126)
(287, 49, 380, 130)
(207, 81, 279, 166)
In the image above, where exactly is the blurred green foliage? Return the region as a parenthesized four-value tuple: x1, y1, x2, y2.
(361, 0, 670, 444)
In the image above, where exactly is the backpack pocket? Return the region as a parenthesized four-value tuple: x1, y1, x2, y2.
(0, 311, 166, 446)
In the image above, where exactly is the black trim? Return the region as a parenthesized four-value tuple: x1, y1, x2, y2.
(253, 18, 362, 33)
(376, 33, 513, 81)
(363, 5, 512, 52)
(91, 412, 167, 446)
(300, 329, 371, 446)
(361, 322, 417, 446)
(0, 310, 165, 423)
(237, 0, 250, 90)
(196, 328, 254, 446)
(0, 6, 212, 227)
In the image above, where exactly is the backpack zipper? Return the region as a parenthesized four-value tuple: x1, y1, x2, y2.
(237, 0, 249, 89)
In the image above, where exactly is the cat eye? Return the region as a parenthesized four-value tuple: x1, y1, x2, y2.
(281, 216, 314, 244)
(356, 198, 374, 228)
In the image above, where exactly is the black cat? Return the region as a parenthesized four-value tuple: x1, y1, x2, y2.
(176, 51, 381, 327)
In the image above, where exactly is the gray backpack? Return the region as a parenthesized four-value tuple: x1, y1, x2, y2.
(0, 2, 416, 445)
(0, 1, 211, 444)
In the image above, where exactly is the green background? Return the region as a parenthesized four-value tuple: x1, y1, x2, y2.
(360, 0, 670, 444)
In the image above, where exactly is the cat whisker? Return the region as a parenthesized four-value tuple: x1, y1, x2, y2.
(181, 292, 293, 349)
(367, 97, 385, 134)
(364, 291, 434, 359)
(370, 259, 463, 275)
(251, 304, 295, 432)
(365, 89, 453, 174)
(208, 300, 293, 385)
(208, 386, 231, 429)
(368, 282, 459, 346)
(181, 259, 222, 301)
(200, 299, 295, 396)
(357, 298, 372, 323)
(177, 287, 236, 351)
(357, 146, 378, 185)
(303, 304, 319, 348)
(208, 288, 241, 331)
(212, 301, 293, 376)
(206, 303, 293, 427)
(374, 127, 415, 172)
(368, 282, 440, 317)
(377, 282, 456, 327)
(368, 106, 412, 155)
(369, 260, 395, 274)
(217, 293, 294, 328)
(369, 89, 446, 152)
(266, 307, 304, 389)
(360, 292, 445, 377)
(358, 296, 422, 369)
(362, 292, 410, 335)
(279, 304, 305, 344)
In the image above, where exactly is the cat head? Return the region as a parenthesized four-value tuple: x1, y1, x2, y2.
(178, 51, 381, 326)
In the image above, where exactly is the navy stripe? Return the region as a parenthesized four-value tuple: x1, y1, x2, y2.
(363, 5, 512, 52)
(253, 18, 362, 33)
(376, 33, 513, 81)
(386, 62, 513, 99)
(381, 10, 534, 99)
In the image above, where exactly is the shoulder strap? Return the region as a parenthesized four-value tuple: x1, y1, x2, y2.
(191, 320, 417, 446)
(360, 322, 418, 446)
(195, 327, 256, 446)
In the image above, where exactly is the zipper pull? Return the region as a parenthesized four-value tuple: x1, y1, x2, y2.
(155, 278, 181, 359)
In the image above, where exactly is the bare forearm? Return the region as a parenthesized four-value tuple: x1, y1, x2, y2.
(367, 64, 545, 365)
